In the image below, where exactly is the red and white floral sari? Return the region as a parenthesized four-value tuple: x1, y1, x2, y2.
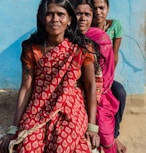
(12, 39, 92, 153)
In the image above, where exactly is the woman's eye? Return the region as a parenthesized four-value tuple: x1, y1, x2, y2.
(85, 13, 91, 17)
(46, 12, 52, 16)
(76, 12, 82, 16)
(99, 6, 104, 10)
(58, 13, 65, 16)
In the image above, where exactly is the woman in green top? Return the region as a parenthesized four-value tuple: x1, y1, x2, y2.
(92, 0, 127, 153)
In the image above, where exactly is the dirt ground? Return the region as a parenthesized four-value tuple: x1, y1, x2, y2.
(0, 89, 146, 153)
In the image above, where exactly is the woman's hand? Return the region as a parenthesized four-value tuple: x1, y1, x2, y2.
(0, 134, 15, 153)
(86, 130, 100, 149)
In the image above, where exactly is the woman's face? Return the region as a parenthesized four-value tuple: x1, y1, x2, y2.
(45, 3, 71, 38)
(93, 0, 109, 24)
(76, 4, 93, 34)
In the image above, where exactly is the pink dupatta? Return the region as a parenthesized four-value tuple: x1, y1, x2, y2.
(86, 27, 115, 93)
(86, 28, 119, 152)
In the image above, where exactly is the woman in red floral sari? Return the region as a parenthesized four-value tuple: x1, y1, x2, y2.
(0, 0, 102, 153)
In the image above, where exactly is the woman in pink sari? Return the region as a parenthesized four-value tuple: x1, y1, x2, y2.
(0, 0, 101, 152)
(75, 0, 119, 152)
(86, 28, 119, 153)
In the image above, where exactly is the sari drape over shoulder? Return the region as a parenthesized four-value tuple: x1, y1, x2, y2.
(86, 28, 119, 153)
(11, 39, 92, 153)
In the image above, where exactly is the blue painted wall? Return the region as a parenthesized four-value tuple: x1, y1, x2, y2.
(0, 0, 145, 95)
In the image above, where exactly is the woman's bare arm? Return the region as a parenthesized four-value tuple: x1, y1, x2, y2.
(13, 68, 34, 126)
(113, 38, 122, 67)
(82, 62, 100, 148)
(0, 68, 34, 153)
(82, 63, 97, 125)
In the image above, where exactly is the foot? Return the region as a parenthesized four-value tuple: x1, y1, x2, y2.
(115, 138, 127, 153)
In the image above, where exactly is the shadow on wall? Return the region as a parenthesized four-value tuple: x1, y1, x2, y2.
(115, 33, 146, 95)
(0, 28, 36, 89)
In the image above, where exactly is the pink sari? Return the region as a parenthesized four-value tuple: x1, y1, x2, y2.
(86, 28, 119, 153)
(13, 39, 91, 153)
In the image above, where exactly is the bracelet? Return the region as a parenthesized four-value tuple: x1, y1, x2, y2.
(7, 125, 18, 135)
(88, 123, 99, 133)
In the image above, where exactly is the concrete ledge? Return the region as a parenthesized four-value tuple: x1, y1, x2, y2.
(126, 94, 146, 107)
(125, 107, 146, 114)
(125, 94, 146, 113)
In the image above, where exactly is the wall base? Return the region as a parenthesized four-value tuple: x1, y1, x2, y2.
(126, 94, 146, 113)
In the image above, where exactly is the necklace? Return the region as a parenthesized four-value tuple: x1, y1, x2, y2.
(103, 20, 110, 32)
(43, 41, 57, 54)
(103, 21, 107, 31)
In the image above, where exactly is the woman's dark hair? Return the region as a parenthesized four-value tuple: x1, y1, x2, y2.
(74, 0, 94, 10)
(74, 0, 95, 28)
(27, 0, 77, 45)
(25, 0, 88, 47)
(104, 0, 109, 7)
(74, 0, 105, 69)
(24, 0, 102, 66)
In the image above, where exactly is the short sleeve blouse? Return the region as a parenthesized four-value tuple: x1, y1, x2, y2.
(106, 19, 123, 42)
(21, 43, 94, 70)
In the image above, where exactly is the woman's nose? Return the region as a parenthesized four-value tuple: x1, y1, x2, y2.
(95, 8, 101, 15)
(80, 13, 86, 20)
(52, 14, 59, 21)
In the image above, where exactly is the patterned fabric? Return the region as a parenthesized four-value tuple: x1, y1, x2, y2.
(14, 39, 93, 153)
(86, 28, 119, 153)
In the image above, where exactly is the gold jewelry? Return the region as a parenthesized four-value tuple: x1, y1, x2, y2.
(44, 41, 58, 54)
(88, 123, 99, 133)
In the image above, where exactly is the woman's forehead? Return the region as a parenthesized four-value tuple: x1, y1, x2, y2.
(47, 3, 67, 12)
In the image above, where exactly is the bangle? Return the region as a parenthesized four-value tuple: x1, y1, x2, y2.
(88, 123, 99, 133)
(7, 125, 18, 135)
